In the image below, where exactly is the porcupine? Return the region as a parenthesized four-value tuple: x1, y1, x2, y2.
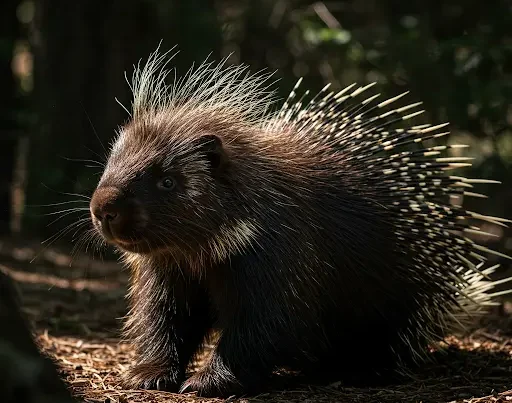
(88, 45, 512, 397)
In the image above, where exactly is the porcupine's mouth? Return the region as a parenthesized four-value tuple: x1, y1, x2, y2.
(115, 239, 142, 248)
(91, 213, 180, 255)
(112, 236, 169, 255)
(118, 236, 192, 257)
(91, 218, 140, 250)
(91, 212, 151, 252)
(107, 238, 147, 254)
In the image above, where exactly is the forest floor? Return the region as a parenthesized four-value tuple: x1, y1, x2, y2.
(1, 238, 512, 403)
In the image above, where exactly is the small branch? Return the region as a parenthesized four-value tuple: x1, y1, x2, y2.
(312, 2, 341, 29)
(269, 0, 287, 29)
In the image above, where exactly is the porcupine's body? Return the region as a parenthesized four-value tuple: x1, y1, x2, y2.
(89, 46, 512, 397)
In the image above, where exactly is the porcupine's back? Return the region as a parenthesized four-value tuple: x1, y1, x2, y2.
(118, 46, 512, 377)
(266, 77, 512, 368)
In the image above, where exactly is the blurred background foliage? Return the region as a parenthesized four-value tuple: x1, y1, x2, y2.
(1, 0, 511, 266)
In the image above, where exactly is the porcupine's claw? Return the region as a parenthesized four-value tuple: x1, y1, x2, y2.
(179, 366, 243, 398)
(121, 363, 182, 393)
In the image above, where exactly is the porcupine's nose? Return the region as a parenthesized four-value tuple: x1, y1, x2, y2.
(90, 186, 123, 237)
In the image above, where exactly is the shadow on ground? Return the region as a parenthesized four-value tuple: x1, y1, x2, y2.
(1, 238, 512, 403)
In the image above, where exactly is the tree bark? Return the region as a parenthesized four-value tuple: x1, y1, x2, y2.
(0, 0, 23, 235)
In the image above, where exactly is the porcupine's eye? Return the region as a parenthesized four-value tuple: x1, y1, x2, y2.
(157, 177, 176, 191)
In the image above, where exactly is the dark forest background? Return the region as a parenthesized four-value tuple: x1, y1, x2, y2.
(1, 0, 511, 268)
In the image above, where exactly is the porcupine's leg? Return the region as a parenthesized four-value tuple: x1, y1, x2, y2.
(121, 262, 213, 392)
(180, 320, 274, 397)
(180, 252, 285, 397)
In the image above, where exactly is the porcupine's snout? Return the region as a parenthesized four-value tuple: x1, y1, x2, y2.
(90, 186, 147, 247)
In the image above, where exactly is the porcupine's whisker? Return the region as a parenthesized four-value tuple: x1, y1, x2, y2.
(27, 200, 90, 208)
(32, 215, 92, 264)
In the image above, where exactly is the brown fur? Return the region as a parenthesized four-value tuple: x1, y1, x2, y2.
(90, 106, 430, 396)
(88, 50, 511, 397)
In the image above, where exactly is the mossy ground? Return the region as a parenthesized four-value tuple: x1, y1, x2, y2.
(1, 239, 512, 403)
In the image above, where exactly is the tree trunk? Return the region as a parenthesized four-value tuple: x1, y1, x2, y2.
(0, 0, 23, 235)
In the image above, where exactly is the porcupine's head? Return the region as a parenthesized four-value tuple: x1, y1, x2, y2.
(89, 46, 275, 257)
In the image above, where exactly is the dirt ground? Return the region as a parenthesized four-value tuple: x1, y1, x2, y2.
(2, 239, 512, 403)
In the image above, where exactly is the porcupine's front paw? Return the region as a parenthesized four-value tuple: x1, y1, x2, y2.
(121, 362, 183, 392)
(179, 364, 243, 397)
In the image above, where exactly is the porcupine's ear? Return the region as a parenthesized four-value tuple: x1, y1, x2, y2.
(194, 134, 226, 171)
